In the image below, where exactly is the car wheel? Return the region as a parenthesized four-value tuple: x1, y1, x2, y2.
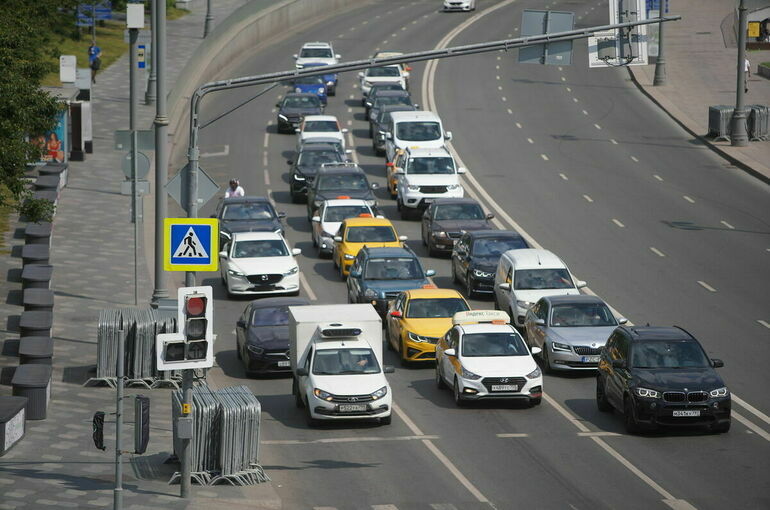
(389, 186, 397, 199)
(396, 198, 402, 212)
(236, 342, 242, 360)
(529, 397, 541, 407)
(624, 397, 641, 434)
(290, 191, 302, 204)
(596, 376, 612, 412)
(710, 421, 731, 434)
(400, 206, 411, 221)
(428, 240, 438, 257)
(379, 414, 392, 426)
(451, 262, 459, 284)
(541, 342, 554, 374)
(328, 86, 336, 96)
(375, 145, 385, 157)
(435, 363, 447, 389)
(312, 234, 317, 247)
(306, 406, 320, 428)
(465, 273, 476, 299)
(293, 379, 304, 408)
(453, 378, 466, 407)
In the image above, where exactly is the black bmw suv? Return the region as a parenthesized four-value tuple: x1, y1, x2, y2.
(451, 230, 529, 298)
(596, 326, 731, 434)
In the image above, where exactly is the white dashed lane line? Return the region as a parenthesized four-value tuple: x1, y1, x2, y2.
(496, 433, 529, 438)
(526, 138, 534, 144)
(721, 220, 735, 229)
(583, 194, 593, 203)
(501, 97, 507, 102)
(582, 110, 588, 115)
(561, 76, 566, 82)
(653, 174, 664, 181)
(697, 281, 717, 292)
(649, 247, 665, 257)
(610, 139, 618, 145)
(573, 97, 579, 103)
(683, 195, 695, 203)
(540, 154, 549, 161)
(263, 169, 270, 186)
(497, 85, 503, 90)
(612, 218, 625, 228)
(631, 156, 639, 162)
(594, 123, 602, 130)
(515, 122, 522, 128)
(566, 87, 572, 92)
(757, 320, 770, 329)
(507, 108, 513, 114)
(559, 173, 568, 181)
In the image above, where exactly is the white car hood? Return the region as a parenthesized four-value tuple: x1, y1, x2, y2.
(297, 57, 336, 67)
(229, 255, 295, 275)
(310, 372, 389, 396)
(404, 174, 459, 186)
(462, 355, 538, 377)
(396, 138, 445, 151)
(364, 76, 404, 85)
(320, 221, 342, 236)
(515, 288, 580, 305)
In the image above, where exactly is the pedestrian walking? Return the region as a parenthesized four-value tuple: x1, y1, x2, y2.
(88, 41, 102, 83)
(744, 56, 751, 93)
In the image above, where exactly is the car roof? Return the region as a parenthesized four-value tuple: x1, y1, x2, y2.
(221, 196, 271, 205)
(299, 143, 339, 152)
(405, 288, 464, 299)
(249, 296, 310, 309)
(380, 104, 416, 114)
(317, 165, 364, 175)
(405, 147, 452, 158)
(343, 216, 393, 227)
(543, 294, 605, 305)
(390, 110, 441, 122)
(303, 115, 338, 122)
(323, 198, 369, 207)
(373, 51, 404, 58)
(459, 323, 518, 335)
(301, 42, 332, 48)
(231, 231, 285, 241)
(283, 92, 319, 99)
(503, 248, 565, 269)
(361, 246, 413, 258)
(300, 136, 342, 145)
(375, 90, 411, 98)
(467, 229, 524, 239)
(623, 326, 695, 342)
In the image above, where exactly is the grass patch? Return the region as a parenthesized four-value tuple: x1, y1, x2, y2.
(167, 6, 190, 20)
(0, 188, 18, 256)
(762, 62, 770, 67)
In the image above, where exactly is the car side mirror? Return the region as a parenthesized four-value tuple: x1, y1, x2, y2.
(291, 248, 302, 256)
(611, 359, 626, 369)
(277, 211, 287, 219)
(219, 250, 227, 258)
(618, 317, 628, 325)
(276, 102, 281, 108)
(498, 282, 511, 291)
(236, 320, 245, 328)
(311, 216, 321, 223)
(333, 236, 342, 242)
(209, 213, 216, 218)
(345, 149, 353, 154)
(531, 346, 542, 356)
(385, 132, 393, 140)
(711, 358, 724, 368)
(376, 214, 385, 219)
(445, 348, 456, 357)
(365, 101, 373, 108)
(425, 269, 436, 277)
(349, 269, 362, 278)
(389, 310, 402, 318)
(341, 128, 349, 134)
(576, 280, 587, 289)
(287, 160, 293, 165)
(371, 182, 379, 190)
(296, 367, 308, 376)
(358, 72, 364, 78)
(383, 365, 395, 374)
(335, 54, 341, 59)
(293, 54, 298, 59)
(457, 167, 467, 174)
(535, 318, 545, 326)
(294, 127, 301, 133)
(398, 235, 408, 241)
(444, 130, 453, 141)
(413, 103, 419, 109)
(486, 213, 495, 220)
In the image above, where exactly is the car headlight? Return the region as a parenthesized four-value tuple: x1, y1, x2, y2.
(296, 64, 304, 69)
(278, 114, 288, 121)
(344, 254, 355, 260)
(551, 342, 571, 352)
(313, 388, 333, 401)
(326, 81, 334, 86)
(364, 199, 376, 206)
(247, 344, 264, 355)
(634, 387, 660, 399)
(446, 184, 460, 190)
(526, 367, 542, 379)
(318, 87, 324, 94)
(472, 268, 493, 278)
(461, 366, 482, 380)
(313, 200, 323, 208)
(283, 266, 299, 276)
(516, 300, 533, 310)
(227, 269, 245, 277)
(433, 231, 447, 238)
(710, 387, 729, 398)
(371, 386, 388, 400)
(407, 184, 420, 191)
(295, 87, 302, 93)
(363, 288, 378, 299)
(408, 331, 431, 343)
(293, 173, 305, 181)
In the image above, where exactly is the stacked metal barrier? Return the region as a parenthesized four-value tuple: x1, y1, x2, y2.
(86, 308, 178, 388)
(748, 104, 769, 141)
(708, 105, 734, 141)
(170, 385, 268, 486)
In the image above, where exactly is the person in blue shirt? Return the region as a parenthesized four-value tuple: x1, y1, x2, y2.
(88, 41, 102, 83)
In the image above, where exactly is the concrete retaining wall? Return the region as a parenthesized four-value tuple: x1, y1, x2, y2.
(758, 63, 770, 79)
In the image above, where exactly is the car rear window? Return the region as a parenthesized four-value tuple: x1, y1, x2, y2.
(222, 203, 274, 220)
(233, 239, 288, 258)
(396, 121, 441, 142)
(300, 48, 333, 58)
(304, 120, 338, 132)
(406, 298, 468, 318)
(283, 96, 320, 108)
(367, 66, 401, 77)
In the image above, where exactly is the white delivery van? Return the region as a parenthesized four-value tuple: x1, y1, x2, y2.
(289, 304, 394, 426)
(384, 110, 452, 163)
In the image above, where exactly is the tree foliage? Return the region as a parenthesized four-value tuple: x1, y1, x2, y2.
(0, 0, 79, 222)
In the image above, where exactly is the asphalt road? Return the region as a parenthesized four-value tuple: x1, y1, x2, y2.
(168, 1, 770, 509)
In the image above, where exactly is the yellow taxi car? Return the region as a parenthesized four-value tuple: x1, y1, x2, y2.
(385, 288, 470, 363)
(385, 149, 407, 198)
(333, 216, 407, 278)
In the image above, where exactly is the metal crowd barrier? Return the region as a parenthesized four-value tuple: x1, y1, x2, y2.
(170, 385, 268, 486)
(748, 104, 769, 141)
(708, 105, 734, 141)
(86, 308, 179, 388)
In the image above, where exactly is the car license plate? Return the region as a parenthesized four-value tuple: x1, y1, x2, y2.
(338, 404, 367, 413)
(672, 410, 701, 417)
(491, 384, 518, 392)
(277, 361, 290, 367)
(581, 356, 600, 363)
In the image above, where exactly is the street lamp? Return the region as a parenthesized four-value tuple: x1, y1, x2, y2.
(730, 0, 750, 146)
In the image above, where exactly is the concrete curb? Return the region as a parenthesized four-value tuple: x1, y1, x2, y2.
(626, 66, 770, 186)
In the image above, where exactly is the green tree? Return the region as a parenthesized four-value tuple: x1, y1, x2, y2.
(0, 0, 79, 222)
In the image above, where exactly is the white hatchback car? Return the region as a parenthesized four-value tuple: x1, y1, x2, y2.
(297, 115, 349, 151)
(294, 41, 340, 69)
(435, 310, 543, 406)
(311, 198, 378, 257)
(219, 231, 301, 296)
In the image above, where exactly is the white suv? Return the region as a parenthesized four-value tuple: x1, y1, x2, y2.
(294, 42, 340, 69)
(359, 65, 407, 97)
(384, 110, 452, 163)
(393, 147, 466, 216)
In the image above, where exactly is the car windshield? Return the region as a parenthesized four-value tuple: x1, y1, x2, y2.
(434, 203, 484, 220)
(298, 150, 341, 166)
(250, 306, 290, 326)
(367, 66, 401, 77)
(375, 96, 412, 110)
(232, 239, 288, 258)
(406, 298, 469, 318)
(396, 121, 442, 141)
(346, 226, 396, 243)
(409, 157, 455, 175)
(303, 140, 343, 152)
(371, 84, 405, 95)
(317, 174, 368, 191)
(295, 75, 325, 86)
(304, 120, 338, 132)
(312, 348, 381, 375)
(472, 237, 528, 257)
(324, 205, 371, 222)
(300, 48, 333, 58)
(222, 203, 274, 220)
(631, 340, 711, 369)
(514, 269, 574, 290)
(461, 332, 529, 357)
(364, 257, 422, 280)
(550, 303, 616, 327)
(283, 96, 320, 108)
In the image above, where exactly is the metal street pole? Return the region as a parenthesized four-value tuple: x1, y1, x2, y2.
(180, 370, 193, 498)
(731, 0, 750, 146)
(203, 0, 213, 38)
(113, 329, 126, 510)
(653, 13, 666, 86)
(151, 0, 169, 308)
(146, 0, 157, 105)
(130, 28, 139, 306)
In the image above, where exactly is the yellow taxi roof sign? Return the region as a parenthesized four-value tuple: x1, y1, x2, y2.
(452, 310, 510, 326)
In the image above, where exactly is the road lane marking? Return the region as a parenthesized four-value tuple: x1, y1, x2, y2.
(561, 76, 566, 82)
(573, 97, 579, 102)
(612, 218, 625, 228)
(373, 506, 399, 510)
(507, 108, 513, 114)
(543, 393, 590, 432)
(566, 87, 572, 92)
(577, 432, 620, 437)
(720, 220, 735, 229)
(594, 123, 602, 130)
(654, 174, 664, 181)
(559, 173, 568, 180)
(347, 132, 358, 163)
(582, 109, 588, 115)
(610, 138, 618, 144)
(758, 320, 770, 330)
(583, 194, 593, 203)
(347, 107, 353, 113)
(733, 394, 770, 424)
(496, 65, 500, 70)
(496, 433, 529, 438)
(263, 435, 439, 445)
(497, 85, 503, 90)
(263, 132, 269, 148)
(557, 66, 563, 71)
(349, 94, 355, 100)
(501, 96, 507, 102)
(526, 138, 534, 144)
(200, 144, 230, 158)
(649, 247, 665, 257)
(299, 273, 317, 301)
(266, 188, 273, 204)
(262, 152, 268, 167)
(540, 154, 549, 161)
(263, 169, 270, 186)
(732, 411, 770, 442)
(347, 119, 353, 126)
(515, 122, 522, 128)
(697, 281, 716, 292)
(631, 156, 639, 162)
(496, 75, 501, 80)
(683, 195, 695, 203)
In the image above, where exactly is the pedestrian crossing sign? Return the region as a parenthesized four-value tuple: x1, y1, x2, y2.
(164, 218, 219, 272)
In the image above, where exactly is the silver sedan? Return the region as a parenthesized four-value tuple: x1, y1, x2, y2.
(524, 295, 626, 373)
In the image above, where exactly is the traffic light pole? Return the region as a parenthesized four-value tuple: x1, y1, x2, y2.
(129, 27, 139, 306)
(114, 329, 126, 510)
(180, 370, 193, 498)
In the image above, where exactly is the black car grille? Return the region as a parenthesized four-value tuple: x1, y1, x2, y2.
(574, 346, 602, 356)
(383, 291, 401, 300)
(246, 274, 283, 285)
(265, 350, 290, 359)
(687, 391, 709, 403)
(419, 185, 448, 194)
(663, 391, 709, 403)
(482, 377, 527, 392)
(447, 232, 463, 239)
(329, 393, 375, 403)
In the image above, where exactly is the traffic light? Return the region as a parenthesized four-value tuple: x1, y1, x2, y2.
(156, 286, 215, 370)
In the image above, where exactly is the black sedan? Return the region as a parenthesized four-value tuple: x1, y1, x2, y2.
(235, 297, 310, 375)
(367, 90, 414, 124)
(276, 93, 324, 134)
(420, 198, 495, 256)
(306, 164, 378, 220)
(213, 196, 286, 247)
(288, 144, 346, 203)
(363, 82, 405, 109)
(596, 325, 731, 434)
(451, 229, 529, 298)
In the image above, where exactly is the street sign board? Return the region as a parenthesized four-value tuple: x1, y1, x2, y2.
(589, 0, 648, 68)
(138, 45, 146, 69)
(163, 218, 219, 272)
(121, 151, 150, 179)
(114, 129, 154, 151)
(60, 55, 77, 83)
(519, 10, 575, 65)
(166, 164, 220, 214)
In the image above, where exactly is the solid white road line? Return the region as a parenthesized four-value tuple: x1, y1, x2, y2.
(200, 144, 230, 158)
(649, 247, 665, 257)
(583, 194, 593, 203)
(654, 174, 664, 181)
(697, 281, 717, 292)
(299, 273, 317, 301)
(559, 173, 568, 180)
(543, 393, 590, 432)
(757, 320, 770, 330)
(540, 154, 549, 161)
(263, 435, 438, 445)
(263, 169, 270, 186)
(732, 394, 770, 424)
(631, 156, 639, 162)
(496, 433, 529, 438)
(720, 220, 735, 229)
(612, 218, 625, 228)
(683, 195, 695, 203)
(577, 431, 621, 437)
(732, 411, 770, 442)
(372, 505, 399, 510)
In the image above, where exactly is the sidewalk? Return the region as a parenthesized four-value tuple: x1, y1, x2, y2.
(630, 0, 770, 184)
(0, 1, 281, 508)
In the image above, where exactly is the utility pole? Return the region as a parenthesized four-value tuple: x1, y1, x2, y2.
(129, 7, 141, 307)
(113, 329, 126, 510)
(731, 0, 750, 146)
(146, 0, 157, 105)
(203, 0, 214, 38)
(151, 0, 169, 308)
(653, 10, 666, 86)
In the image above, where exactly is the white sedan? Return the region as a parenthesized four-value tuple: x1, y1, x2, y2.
(219, 231, 301, 296)
(311, 198, 378, 257)
(435, 310, 543, 407)
(296, 115, 348, 151)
